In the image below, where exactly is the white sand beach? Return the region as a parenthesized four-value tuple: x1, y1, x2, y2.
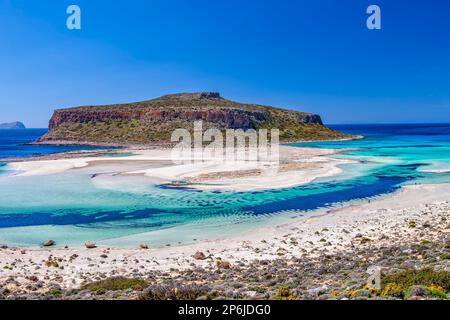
(7, 145, 353, 192)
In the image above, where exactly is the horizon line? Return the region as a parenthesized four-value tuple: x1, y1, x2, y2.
(7, 122, 450, 130)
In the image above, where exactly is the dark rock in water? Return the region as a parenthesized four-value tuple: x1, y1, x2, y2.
(0, 121, 26, 129)
(42, 240, 55, 247)
(139, 244, 149, 249)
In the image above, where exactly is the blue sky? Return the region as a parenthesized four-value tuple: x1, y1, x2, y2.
(0, 0, 449, 127)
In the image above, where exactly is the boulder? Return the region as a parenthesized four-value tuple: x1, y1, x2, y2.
(193, 251, 207, 260)
(42, 240, 55, 247)
(406, 285, 430, 299)
(85, 241, 97, 249)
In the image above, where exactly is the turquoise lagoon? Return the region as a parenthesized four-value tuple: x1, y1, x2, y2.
(1, 124, 450, 247)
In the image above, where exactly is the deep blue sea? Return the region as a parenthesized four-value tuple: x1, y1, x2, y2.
(0, 129, 109, 159)
(1, 124, 450, 247)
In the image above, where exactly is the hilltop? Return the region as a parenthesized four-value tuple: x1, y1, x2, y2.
(36, 92, 353, 145)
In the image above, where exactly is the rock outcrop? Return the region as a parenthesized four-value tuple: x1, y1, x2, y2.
(48, 108, 273, 131)
(37, 92, 350, 145)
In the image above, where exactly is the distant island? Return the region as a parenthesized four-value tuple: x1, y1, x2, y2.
(36, 92, 353, 145)
(0, 121, 26, 129)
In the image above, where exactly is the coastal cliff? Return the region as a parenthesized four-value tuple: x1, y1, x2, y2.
(37, 92, 352, 145)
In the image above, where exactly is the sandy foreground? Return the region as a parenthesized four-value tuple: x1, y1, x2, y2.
(0, 183, 449, 294)
(0, 146, 449, 298)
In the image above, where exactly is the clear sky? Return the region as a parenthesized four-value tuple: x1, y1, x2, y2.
(0, 0, 449, 127)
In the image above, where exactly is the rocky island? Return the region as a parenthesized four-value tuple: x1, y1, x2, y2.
(36, 92, 353, 145)
(0, 121, 26, 129)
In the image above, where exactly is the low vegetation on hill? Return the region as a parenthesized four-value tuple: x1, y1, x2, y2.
(37, 92, 353, 145)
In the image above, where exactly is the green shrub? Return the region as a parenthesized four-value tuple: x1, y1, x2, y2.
(381, 268, 450, 299)
(428, 285, 448, 299)
(139, 283, 211, 300)
(381, 283, 403, 298)
(439, 253, 450, 260)
(274, 286, 297, 300)
(81, 277, 148, 292)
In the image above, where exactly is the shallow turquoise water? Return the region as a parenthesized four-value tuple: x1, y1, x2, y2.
(1, 124, 450, 247)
